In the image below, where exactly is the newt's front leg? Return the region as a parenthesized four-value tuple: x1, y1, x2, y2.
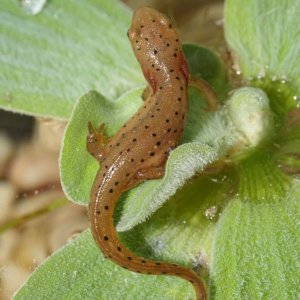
(86, 122, 109, 163)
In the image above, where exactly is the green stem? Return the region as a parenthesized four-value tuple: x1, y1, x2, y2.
(0, 198, 69, 234)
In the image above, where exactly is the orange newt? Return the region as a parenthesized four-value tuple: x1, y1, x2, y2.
(87, 7, 216, 300)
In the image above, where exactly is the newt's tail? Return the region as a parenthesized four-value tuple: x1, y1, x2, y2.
(89, 176, 206, 300)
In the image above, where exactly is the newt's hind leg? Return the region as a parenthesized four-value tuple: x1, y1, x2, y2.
(136, 166, 165, 180)
(86, 122, 109, 163)
(189, 76, 219, 111)
(124, 166, 165, 191)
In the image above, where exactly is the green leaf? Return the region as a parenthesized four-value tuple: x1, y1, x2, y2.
(0, 0, 142, 118)
(60, 84, 270, 231)
(120, 171, 236, 269)
(224, 0, 300, 115)
(210, 155, 299, 299)
(59, 87, 224, 208)
(59, 86, 225, 208)
(117, 142, 219, 231)
(225, 0, 300, 87)
(274, 116, 300, 173)
(118, 87, 271, 231)
(59, 88, 143, 205)
(182, 44, 229, 100)
(15, 171, 236, 300)
(14, 230, 195, 300)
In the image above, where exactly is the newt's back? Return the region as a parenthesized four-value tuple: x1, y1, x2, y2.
(88, 7, 206, 300)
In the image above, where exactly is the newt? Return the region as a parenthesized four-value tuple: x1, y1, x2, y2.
(87, 7, 215, 300)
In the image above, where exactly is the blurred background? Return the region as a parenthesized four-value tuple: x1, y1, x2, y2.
(0, 0, 224, 298)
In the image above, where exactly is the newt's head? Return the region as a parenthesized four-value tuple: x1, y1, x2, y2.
(128, 7, 178, 53)
(128, 7, 187, 90)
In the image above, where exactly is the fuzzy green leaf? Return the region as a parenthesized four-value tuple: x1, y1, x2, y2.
(117, 142, 219, 231)
(0, 0, 142, 118)
(14, 230, 195, 300)
(118, 87, 271, 231)
(225, 0, 300, 84)
(59, 87, 223, 207)
(60, 84, 270, 232)
(120, 171, 237, 269)
(210, 155, 299, 299)
(59, 88, 143, 205)
(15, 171, 235, 300)
(225, 0, 300, 110)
